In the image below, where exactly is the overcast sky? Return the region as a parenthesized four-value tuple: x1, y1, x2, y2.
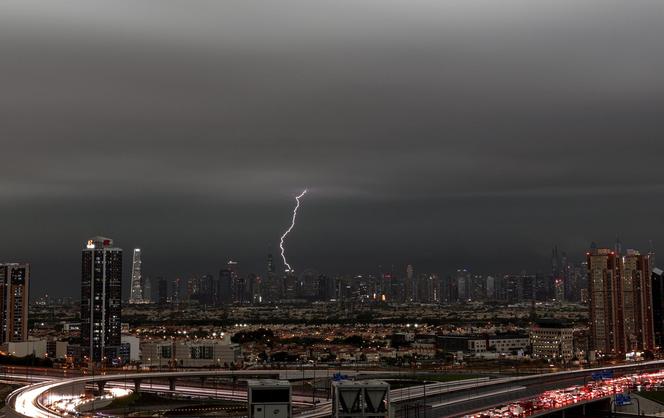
(1, 1, 664, 298)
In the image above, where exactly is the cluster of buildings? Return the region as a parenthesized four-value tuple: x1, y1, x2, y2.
(75, 237, 242, 367)
(229, 323, 585, 365)
(146, 261, 589, 308)
(6, 236, 664, 368)
(587, 244, 657, 358)
(140, 336, 241, 368)
(435, 321, 579, 363)
(2, 237, 240, 367)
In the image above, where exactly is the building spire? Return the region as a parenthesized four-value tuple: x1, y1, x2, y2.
(615, 235, 622, 255)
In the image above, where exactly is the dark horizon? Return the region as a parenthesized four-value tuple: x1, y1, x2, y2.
(22, 235, 653, 300)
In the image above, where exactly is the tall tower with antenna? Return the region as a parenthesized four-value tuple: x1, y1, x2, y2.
(129, 248, 143, 304)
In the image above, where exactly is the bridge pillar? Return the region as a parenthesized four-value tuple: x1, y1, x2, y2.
(169, 377, 176, 391)
(96, 381, 106, 393)
(133, 378, 142, 393)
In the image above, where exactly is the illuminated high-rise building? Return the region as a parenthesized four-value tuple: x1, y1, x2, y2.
(588, 248, 622, 355)
(199, 274, 216, 306)
(129, 248, 143, 304)
(142, 276, 152, 303)
(554, 277, 565, 301)
(440, 275, 457, 304)
(405, 264, 415, 302)
(81, 237, 122, 363)
(587, 247, 654, 356)
(260, 253, 280, 303)
(456, 269, 470, 302)
(622, 250, 654, 352)
(172, 277, 181, 304)
(186, 274, 200, 300)
(0, 263, 30, 343)
(652, 268, 664, 349)
(227, 260, 248, 304)
(485, 276, 496, 300)
(469, 274, 486, 301)
(379, 272, 392, 301)
(417, 273, 439, 303)
(283, 271, 297, 300)
(551, 246, 562, 301)
(219, 267, 232, 305)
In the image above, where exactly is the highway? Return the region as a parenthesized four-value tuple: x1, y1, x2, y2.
(461, 369, 664, 418)
(391, 360, 664, 418)
(4, 371, 323, 418)
(6, 361, 664, 418)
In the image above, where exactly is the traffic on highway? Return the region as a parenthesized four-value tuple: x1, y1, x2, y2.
(465, 369, 664, 418)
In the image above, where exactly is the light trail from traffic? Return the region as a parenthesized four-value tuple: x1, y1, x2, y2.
(465, 370, 664, 418)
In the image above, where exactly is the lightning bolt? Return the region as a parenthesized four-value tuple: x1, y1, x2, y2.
(280, 189, 308, 272)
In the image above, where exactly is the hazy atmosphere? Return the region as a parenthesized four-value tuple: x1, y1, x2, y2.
(2, 1, 664, 297)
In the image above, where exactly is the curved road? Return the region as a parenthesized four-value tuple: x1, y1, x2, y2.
(6, 361, 664, 418)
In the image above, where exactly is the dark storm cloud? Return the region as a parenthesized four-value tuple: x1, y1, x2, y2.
(1, 0, 664, 296)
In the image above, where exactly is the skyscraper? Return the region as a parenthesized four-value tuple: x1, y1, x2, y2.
(142, 276, 152, 303)
(157, 277, 168, 305)
(622, 249, 654, 352)
(551, 246, 562, 301)
(129, 248, 143, 304)
(469, 274, 486, 301)
(227, 260, 246, 303)
(262, 253, 279, 303)
(219, 267, 232, 305)
(440, 275, 458, 304)
(485, 275, 496, 300)
(588, 248, 622, 355)
(652, 268, 664, 349)
(405, 264, 415, 302)
(0, 263, 30, 343)
(172, 278, 181, 304)
(81, 236, 122, 363)
(199, 274, 215, 306)
(456, 269, 470, 302)
(186, 274, 200, 301)
(587, 247, 655, 356)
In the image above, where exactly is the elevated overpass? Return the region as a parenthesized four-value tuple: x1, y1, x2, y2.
(398, 361, 664, 418)
(4, 368, 394, 418)
(6, 361, 664, 418)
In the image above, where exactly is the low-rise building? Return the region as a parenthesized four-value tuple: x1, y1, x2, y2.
(141, 336, 241, 368)
(488, 333, 530, 354)
(2, 339, 47, 358)
(46, 340, 69, 359)
(530, 322, 574, 361)
(140, 341, 173, 368)
(121, 335, 141, 362)
(437, 332, 529, 355)
(412, 342, 436, 358)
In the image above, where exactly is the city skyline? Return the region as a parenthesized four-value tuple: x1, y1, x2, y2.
(21, 235, 651, 304)
(3, 2, 664, 417)
(9, 234, 663, 300)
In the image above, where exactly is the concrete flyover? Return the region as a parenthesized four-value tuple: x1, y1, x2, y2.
(298, 360, 664, 418)
(7, 361, 664, 418)
(389, 360, 664, 418)
(4, 368, 390, 418)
